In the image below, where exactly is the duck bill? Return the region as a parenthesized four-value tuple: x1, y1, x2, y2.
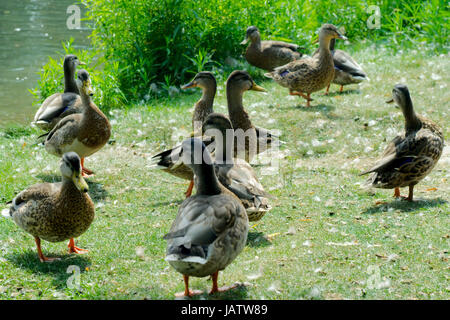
(386, 98, 394, 104)
(337, 34, 348, 40)
(181, 81, 197, 90)
(240, 37, 249, 45)
(251, 82, 267, 92)
(79, 61, 86, 66)
(72, 173, 89, 193)
(84, 80, 94, 96)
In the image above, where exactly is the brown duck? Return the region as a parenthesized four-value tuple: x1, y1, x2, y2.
(41, 69, 111, 177)
(181, 71, 217, 132)
(312, 38, 368, 94)
(226, 70, 279, 162)
(241, 26, 303, 71)
(5, 152, 94, 262)
(361, 84, 444, 201)
(265, 24, 347, 107)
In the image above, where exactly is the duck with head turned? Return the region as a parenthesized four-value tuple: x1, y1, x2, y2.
(5, 152, 94, 262)
(241, 26, 304, 71)
(265, 24, 347, 107)
(361, 84, 444, 201)
(33, 55, 86, 130)
(41, 69, 111, 177)
(164, 138, 248, 297)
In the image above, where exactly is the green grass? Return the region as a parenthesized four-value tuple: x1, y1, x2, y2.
(0, 47, 449, 299)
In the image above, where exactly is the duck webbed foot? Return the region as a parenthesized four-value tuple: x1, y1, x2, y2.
(185, 180, 194, 198)
(209, 271, 239, 295)
(35, 237, 60, 263)
(68, 238, 89, 254)
(175, 275, 204, 298)
(393, 186, 414, 202)
(81, 158, 94, 177)
(289, 90, 313, 107)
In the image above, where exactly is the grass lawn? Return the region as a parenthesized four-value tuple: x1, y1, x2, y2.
(0, 46, 449, 300)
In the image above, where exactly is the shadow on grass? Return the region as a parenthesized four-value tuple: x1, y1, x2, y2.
(176, 282, 249, 300)
(6, 249, 91, 289)
(325, 88, 361, 97)
(246, 231, 272, 248)
(35, 173, 108, 203)
(362, 197, 447, 215)
(148, 199, 184, 209)
(288, 103, 340, 120)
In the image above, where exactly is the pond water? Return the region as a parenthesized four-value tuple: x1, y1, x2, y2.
(0, 0, 90, 127)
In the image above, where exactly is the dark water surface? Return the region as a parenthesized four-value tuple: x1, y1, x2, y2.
(0, 0, 90, 126)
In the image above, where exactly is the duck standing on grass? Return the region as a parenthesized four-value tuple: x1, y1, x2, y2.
(164, 138, 248, 297)
(312, 38, 368, 94)
(361, 84, 444, 201)
(241, 26, 304, 71)
(40, 69, 111, 177)
(3, 152, 94, 262)
(265, 24, 347, 107)
(33, 55, 86, 131)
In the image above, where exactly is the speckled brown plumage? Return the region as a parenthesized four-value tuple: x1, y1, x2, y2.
(11, 181, 94, 243)
(7, 152, 94, 261)
(43, 70, 111, 160)
(265, 24, 346, 105)
(361, 84, 444, 200)
(242, 26, 303, 71)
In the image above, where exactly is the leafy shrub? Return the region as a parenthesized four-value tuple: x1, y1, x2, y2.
(30, 38, 127, 112)
(33, 0, 449, 107)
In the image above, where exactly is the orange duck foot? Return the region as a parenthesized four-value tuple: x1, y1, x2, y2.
(185, 180, 194, 198)
(35, 237, 60, 263)
(81, 158, 94, 177)
(175, 275, 203, 298)
(208, 271, 240, 295)
(68, 239, 89, 254)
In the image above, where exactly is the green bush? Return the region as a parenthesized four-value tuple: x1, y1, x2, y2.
(33, 0, 449, 108)
(30, 38, 127, 112)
